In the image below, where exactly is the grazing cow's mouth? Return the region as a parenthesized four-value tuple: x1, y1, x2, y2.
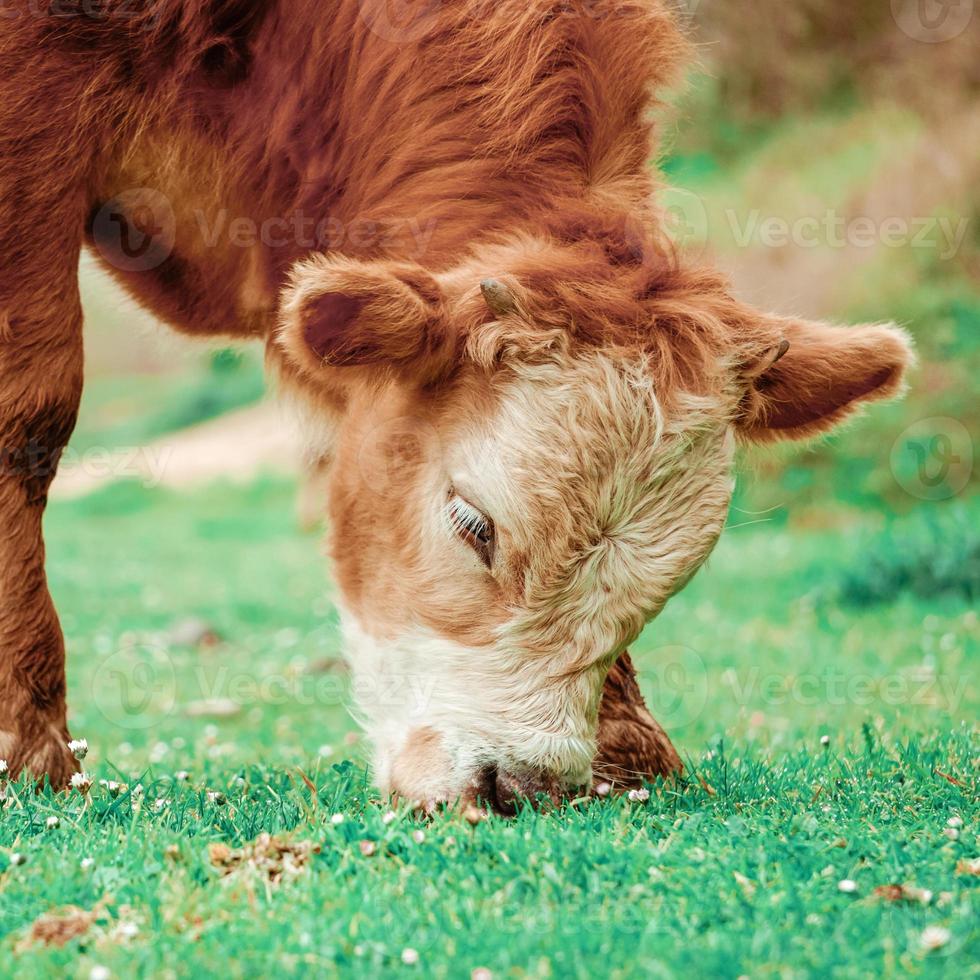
(467, 764, 578, 816)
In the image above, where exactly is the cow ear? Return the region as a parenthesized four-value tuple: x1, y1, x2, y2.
(737, 316, 914, 443)
(278, 254, 452, 378)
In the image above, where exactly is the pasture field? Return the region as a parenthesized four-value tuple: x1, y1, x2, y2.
(0, 478, 976, 977)
(4, 27, 978, 976)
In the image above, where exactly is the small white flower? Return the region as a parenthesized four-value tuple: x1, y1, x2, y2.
(70, 771, 92, 794)
(594, 781, 611, 797)
(838, 879, 858, 893)
(318, 744, 334, 758)
(382, 810, 397, 825)
(89, 967, 110, 980)
(401, 947, 419, 965)
(175, 770, 190, 782)
(99, 779, 123, 798)
(947, 816, 963, 829)
(471, 969, 493, 980)
(412, 830, 425, 844)
(117, 921, 139, 940)
(9, 852, 26, 867)
(330, 813, 344, 825)
(943, 827, 959, 841)
(153, 798, 168, 812)
(628, 788, 650, 803)
(0, 759, 8, 780)
(67, 738, 89, 761)
(80, 857, 95, 871)
(920, 925, 951, 950)
(206, 790, 226, 806)
(45, 816, 60, 830)
(820, 735, 831, 747)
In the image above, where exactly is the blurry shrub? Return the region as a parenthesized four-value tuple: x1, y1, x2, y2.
(688, 0, 980, 122)
(836, 504, 980, 607)
(144, 348, 266, 438)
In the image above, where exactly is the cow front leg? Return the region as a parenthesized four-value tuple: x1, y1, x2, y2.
(593, 651, 682, 789)
(0, 265, 84, 789)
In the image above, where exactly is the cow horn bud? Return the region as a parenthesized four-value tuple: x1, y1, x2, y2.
(480, 278, 516, 317)
(771, 338, 791, 364)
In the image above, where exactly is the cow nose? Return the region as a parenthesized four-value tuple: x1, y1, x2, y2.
(491, 766, 566, 816)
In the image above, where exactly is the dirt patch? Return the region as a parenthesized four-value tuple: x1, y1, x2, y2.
(52, 401, 304, 500)
(208, 833, 321, 884)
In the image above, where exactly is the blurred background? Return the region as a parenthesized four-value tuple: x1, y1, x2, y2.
(50, 0, 978, 775)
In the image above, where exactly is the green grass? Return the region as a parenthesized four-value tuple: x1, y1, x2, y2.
(1, 733, 975, 977)
(0, 479, 973, 976)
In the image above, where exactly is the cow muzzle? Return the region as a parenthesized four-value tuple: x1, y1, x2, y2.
(467, 763, 582, 816)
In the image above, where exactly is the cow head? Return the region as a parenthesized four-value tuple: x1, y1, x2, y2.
(275, 234, 912, 812)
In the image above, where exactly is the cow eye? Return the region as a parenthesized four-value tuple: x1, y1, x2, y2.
(446, 490, 495, 569)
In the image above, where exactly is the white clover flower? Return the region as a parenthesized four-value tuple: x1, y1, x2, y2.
(117, 921, 139, 940)
(920, 925, 951, 950)
(153, 798, 168, 812)
(45, 816, 60, 830)
(9, 852, 26, 867)
(99, 779, 123, 798)
(89, 966, 111, 980)
(70, 772, 92, 794)
(0, 759, 8, 780)
(330, 813, 344, 825)
(628, 788, 650, 803)
(820, 735, 831, 747)
(594, 781, 611, 797)
(382, 810, 397, 825)
(838, 879, 858, 893)
(175, 770, 190, 782)
(412, 830, 425, 844)
(80, 857, 95, 871)
(206, 790, 226, 806)
(67, 738, 88, 761)
(401, 948, 419, 965)
(947, 816, 963, 829)
(471, 969, 493, 980)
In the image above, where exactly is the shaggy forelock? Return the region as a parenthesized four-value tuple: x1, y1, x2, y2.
(450, 348, 735, 667)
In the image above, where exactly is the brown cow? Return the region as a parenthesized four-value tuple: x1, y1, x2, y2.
(0, 1, 910, 808)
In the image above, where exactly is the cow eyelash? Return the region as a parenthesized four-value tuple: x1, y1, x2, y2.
(446, 490, 495, 569)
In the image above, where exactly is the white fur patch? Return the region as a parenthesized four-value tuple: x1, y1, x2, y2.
(339, 605, 598, 798)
